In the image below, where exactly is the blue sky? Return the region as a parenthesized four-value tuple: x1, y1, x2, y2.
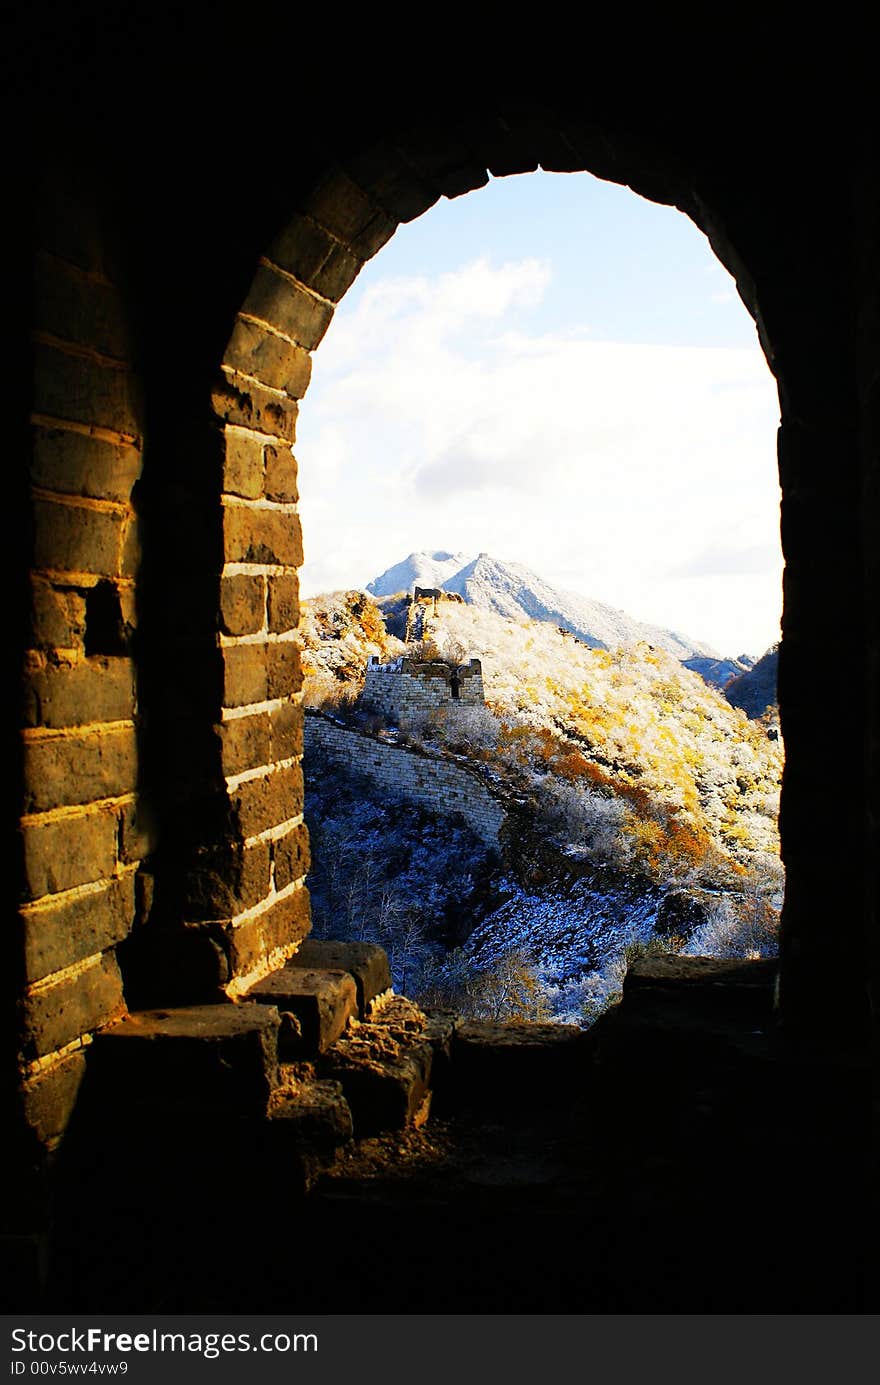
(295, 170, 782, 657)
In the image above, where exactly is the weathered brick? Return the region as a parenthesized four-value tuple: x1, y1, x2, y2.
(32, 426, 141, 505)
(30, 578, 87, 650)
(118, 799, 151, 865)
(269, 700, 303, 761)
(264, 445, 298, 503)
(220, 711, 271, 777)
(223, 642, 268, 707)
(22, 1049, 87, 1144)
(223, 505, 302, 567)
(344, 146, 440, 224)
(267, 212, 364, 302)
(273, 821, 310, 890)
(212, 373, 298, 442)
(241, 266, 333, 352)
(120, 516, 139, 578)
(232, 763, 303, 838)
(183, 840, 271, 920)
(304, 168, 393, 249)
(21, 873, 135, 982)
(267, 641, 302, 698)
(247, 965, 355, 1056)
(220, 574, 264, 636)
(23, 725, 137, 813)
(22, 952, 126, 1061)
(267, 573, 300, 633)
(21, 806, 118, 899)
(32, 497, 124, 577)
(23, 655, 135, 729)
(33, 342, 141, 437)
(91, 1004, 279, 1115)
(225, 886, 311, 978)
(35, 253, 131, 360)
(225, 319, 312, 397)
(223, 430, 264, 499)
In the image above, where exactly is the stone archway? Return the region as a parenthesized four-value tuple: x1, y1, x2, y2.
(201, 118, 836, 1024)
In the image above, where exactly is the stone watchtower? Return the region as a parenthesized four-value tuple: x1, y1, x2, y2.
(361, 655, 485, 723)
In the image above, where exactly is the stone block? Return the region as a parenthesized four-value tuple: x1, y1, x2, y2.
(272, 821, 310, 890)
(31, 426, 141, 505)
(225, 886, 311, 978)
(220, 573, 265, 636)
(289, 939, 391, 1017)
(90, 1003, 280, 1115)
(212, 373, 298, 443)
(225, 318, 312, 397)
(182, 841, 271, 921)
(343, 146, 440, 223)
(267, 640, 302, 698)
(267, 212, 364, 301)
(318, 1021, 433, 1136)
(304, 168, 384, 244)
(448, 1021, 595, 1109)
(268, 1074, 352, 1149)
(231, 763, 303, 838)
(21, 805, 118, 899)
(21, 872, 136, 982)
(23, 725, 137, 813)
(241, 265, 333, 352)
(267, 573, 299, 633)
(269, 700, 302, 761)
(32, 342, 141, 437)
(220, 711, 271, 777)
(23, 655, 135, 729)
(222, 642, 268, 707)
(32, 497, 124, 577)
(22, 952, 126, 1060)
(263, 445, 298, 503)
(223, 504, 302, 567)
(223, 430, 264, 499)
(22, 1049, 88, 1144)
(118, 799, 151, 864)
(247, 966, 356, 1056)
(30, 578, 87, 650)
(34, 251, 131, 361)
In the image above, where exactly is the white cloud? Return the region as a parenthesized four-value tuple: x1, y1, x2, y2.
(296, 256, 782, 655)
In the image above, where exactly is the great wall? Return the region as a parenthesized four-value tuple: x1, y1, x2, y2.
(10, 33, 877, 1313)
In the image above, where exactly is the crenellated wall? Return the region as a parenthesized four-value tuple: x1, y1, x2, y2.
(362, 657, 485, 722)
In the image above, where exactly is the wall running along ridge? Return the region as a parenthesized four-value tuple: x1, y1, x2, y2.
(304, 714, 506, 849)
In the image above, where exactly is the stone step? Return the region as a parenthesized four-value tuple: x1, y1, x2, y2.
(618, 954, 778, 1031)
(317, 996, 435, 1136)
(286, 939, 391, 1017)
(443, 1020, 596, 1112)
(266, 1068, 354, 1191)
(246, 965, 357, 1058)
(88, 1003, 280, 1117)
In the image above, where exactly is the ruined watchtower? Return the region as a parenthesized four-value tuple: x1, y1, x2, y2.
(361, 654, 485, 722)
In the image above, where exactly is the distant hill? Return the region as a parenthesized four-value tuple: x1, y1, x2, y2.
(367, 550, 718, 662)
(683, 654, 754, 690)
(724, 645, 779, 719)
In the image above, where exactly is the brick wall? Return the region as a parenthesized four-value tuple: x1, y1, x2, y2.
(304, 714, 506, 849)
(21, 187, 144, 1144)
(362, 658, 485, 722)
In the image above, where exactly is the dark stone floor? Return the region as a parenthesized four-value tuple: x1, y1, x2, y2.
(42, 959, 874, 1313)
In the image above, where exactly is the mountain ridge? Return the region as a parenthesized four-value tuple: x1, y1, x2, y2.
(367, 549, 720, 662)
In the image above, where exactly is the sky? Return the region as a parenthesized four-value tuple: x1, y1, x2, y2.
(295, 171, 782, 658)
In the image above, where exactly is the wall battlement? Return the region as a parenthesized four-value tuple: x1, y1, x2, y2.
(362, 655, 485, 722)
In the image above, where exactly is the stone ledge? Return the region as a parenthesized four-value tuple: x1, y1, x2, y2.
(246, 966, 357, 1057)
